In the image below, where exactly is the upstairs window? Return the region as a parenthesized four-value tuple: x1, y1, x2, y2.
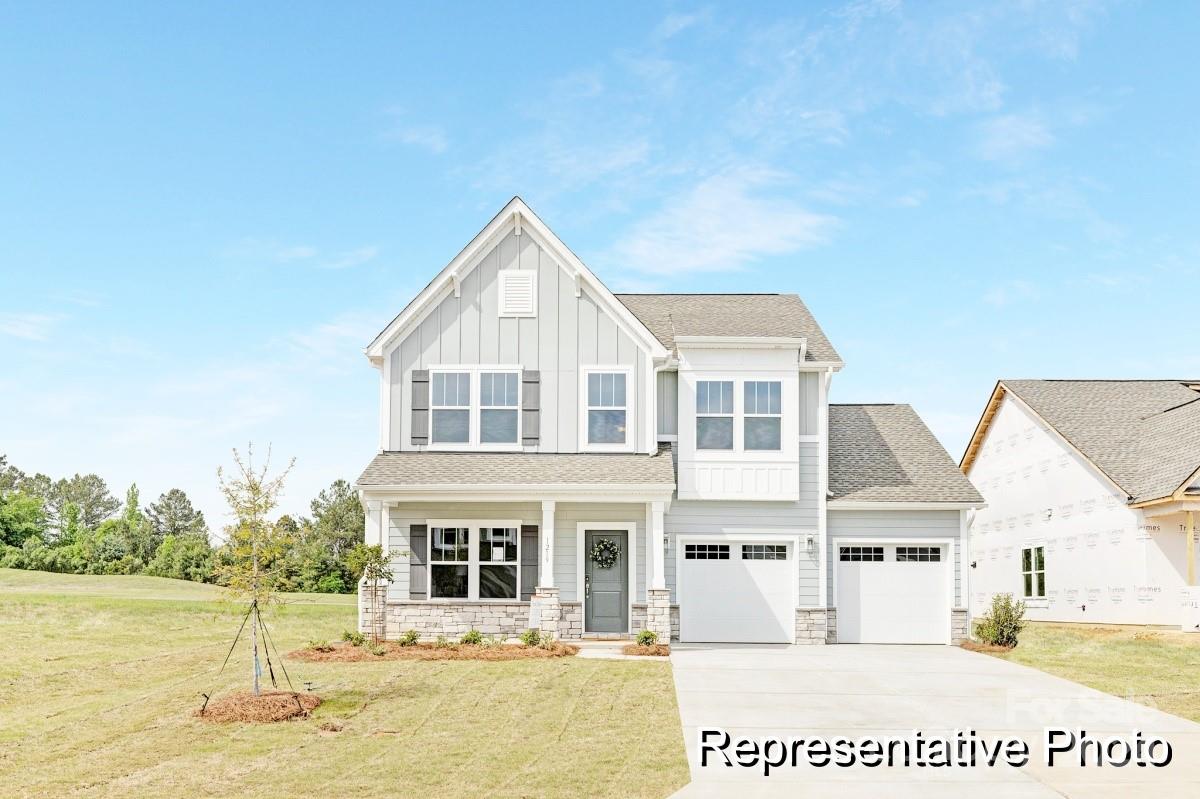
(696, 380, 734, 450)
(586, 371, 628, 446)
(743, 381, 782, 450)
(431, 372, 471, 444)
(480, 372, 519, 443)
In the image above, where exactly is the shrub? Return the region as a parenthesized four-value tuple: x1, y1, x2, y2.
(482, 635, 503, 648)
(974, 593, 1026, 648)
(308, 639, 334, 653)
(519, 628, 541, 647)
(537, 632, 557, 650)
(433, 635, 451, 649)
(399, 630, 420, 647)
(460, 628, 483, 646)
(368, 643, 387, 656)
(636, 629, 659, 646)
(342, 630, 366, 647)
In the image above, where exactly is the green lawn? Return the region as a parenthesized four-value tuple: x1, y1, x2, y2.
(986, 622, 1200, 723)
(0, 569, 689, 799)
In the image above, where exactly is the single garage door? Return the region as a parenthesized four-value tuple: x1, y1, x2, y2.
(836, 544, 949, 644)
(679, 541, 796, 643)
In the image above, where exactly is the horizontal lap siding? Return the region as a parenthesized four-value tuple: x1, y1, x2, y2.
(664, 500, 820, 606)
(827, 509, 963, 606)
(553, 503, 646, 602)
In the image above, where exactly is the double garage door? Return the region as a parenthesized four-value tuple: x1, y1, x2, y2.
(678, 541, 796, 643)
(836, 543, 950, 644)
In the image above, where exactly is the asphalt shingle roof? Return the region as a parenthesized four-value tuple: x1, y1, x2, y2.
(615, 294, 842, 363)
(357, 445, 677, 488)
(1000, 380, 1200, 503)
(830, 404, 984, 504)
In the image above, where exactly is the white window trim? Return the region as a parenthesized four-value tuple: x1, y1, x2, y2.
(579, 366, 635, 453)
(427, 519, 523, 602)
(743, 379, 783, 452)
(695, 379, 735, 452)
(1020, 542, 1047, 603)
(691, 374, 787, 458)
(427, 365, 522, 451)
(575, 521, 637, 633)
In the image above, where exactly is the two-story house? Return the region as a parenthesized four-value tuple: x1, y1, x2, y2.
(962, 380, 1200, 630)
(356, 198, 982, 645)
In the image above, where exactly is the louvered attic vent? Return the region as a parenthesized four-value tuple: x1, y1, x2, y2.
(498, 271, 537, 317)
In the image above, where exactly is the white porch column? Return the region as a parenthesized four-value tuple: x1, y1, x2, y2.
(540, 500, 556, 588)
(364, 499, 384, 547)
(647, 500, 666, 590)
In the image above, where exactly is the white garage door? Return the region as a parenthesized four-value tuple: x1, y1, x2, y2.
(836, 544, 949, 644)
(679, 541, 796, 643)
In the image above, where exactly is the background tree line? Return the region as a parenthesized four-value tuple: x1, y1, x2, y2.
(0, 453, 366, 593)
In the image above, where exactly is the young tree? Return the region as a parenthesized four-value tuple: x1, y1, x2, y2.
(147, 488, 207, 540)
(215, 445, 296, 696)
(346, 543, 394, 643)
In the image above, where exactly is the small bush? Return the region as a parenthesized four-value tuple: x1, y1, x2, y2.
(307, 639, 334, 653)
(460, 629, 483, 646)
(367, 643, 387, 656)
(399, 630, 420, 647)
(433, 635, 451, 649)
(342, 630, 366, 647)
(519, 628, 541, 647)
(636, 629, 659, 646)
(482, 635, 503, 648)
(974, 593, 1026, 648)
(536, 632, 557, 650)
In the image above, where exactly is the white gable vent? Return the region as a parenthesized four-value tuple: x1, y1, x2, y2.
(498, 270, 537, 317)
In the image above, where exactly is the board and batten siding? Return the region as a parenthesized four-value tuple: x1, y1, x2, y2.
(799, 371, 819, 436)
(388, 229, 648, 453)
(827, 509, 964, 606)
(664, 499, 821, 606)
(657, 370, 677, 437)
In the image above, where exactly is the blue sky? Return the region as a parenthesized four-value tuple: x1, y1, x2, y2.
(2, 1, 1197, 529)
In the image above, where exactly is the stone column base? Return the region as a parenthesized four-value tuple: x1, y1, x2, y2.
(529, 587, 561, 639)
(646, 589, 672, 642)
(358, 579, 388, 638)
(795, 608, 831, 644)
(952, 608, 969, 644)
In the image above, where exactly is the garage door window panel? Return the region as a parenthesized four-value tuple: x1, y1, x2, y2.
(840, 545, 883, 562)
(684, 543, 730, 560)
(896, 546, 942, 562)
(742, 544, 787, 560)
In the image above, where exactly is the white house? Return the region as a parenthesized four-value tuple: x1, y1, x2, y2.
(355, 197, 983, 645)
(962, 380, 1200, 630)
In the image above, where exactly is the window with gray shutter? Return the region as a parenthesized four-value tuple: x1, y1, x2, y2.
(411, 370, 430, 446)
(520, 524, 539, 600)
(522, 370, 540, 446)
(409, 524, 428, 599)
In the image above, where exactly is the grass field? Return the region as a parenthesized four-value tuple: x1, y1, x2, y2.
(984, 621, 1200, 723)
(0, 569, 689, 799)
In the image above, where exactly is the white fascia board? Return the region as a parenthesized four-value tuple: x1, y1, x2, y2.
(828, 500, 986, 511)
(674, 335, 806, 350)
(365, 197, 668, 363)
(356, 484, 676, 503)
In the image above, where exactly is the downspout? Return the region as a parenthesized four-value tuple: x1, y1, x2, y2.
(817, 367, 833, 617)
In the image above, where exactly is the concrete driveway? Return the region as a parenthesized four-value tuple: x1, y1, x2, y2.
(669, 643, 1200, 798)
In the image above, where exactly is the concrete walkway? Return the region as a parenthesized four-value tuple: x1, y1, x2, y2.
(669, 643, 1200, 798)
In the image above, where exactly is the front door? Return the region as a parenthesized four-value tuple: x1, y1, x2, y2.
(584, 530, 628, 633)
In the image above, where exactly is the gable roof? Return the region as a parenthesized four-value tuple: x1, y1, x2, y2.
(961, 379, 1200, 505)
(829, 404, 984, 504)
(364, 197, 669, 363)
(615, 293, 842, 364)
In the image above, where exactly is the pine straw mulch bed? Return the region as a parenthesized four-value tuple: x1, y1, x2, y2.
(195, 691, 322, 723)
(960, 640, 1016, 654)
(622, 643, 671, 657)
(288, 641, 579, 662)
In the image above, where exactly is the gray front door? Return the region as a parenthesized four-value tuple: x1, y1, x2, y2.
(584, 530, 628, 633)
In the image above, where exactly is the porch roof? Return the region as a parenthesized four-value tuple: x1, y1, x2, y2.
(356, 444, 676, 496)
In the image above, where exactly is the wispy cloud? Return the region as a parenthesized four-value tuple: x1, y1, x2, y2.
(608, 167, 837, 275)
(976, 113, 1054, 162)
(653, 9, 713, 41)
(983, 279, 1040, 308)
(383, 108, 448, 154)
(275, 245, 318, 262)
(319, 246, 380, 270)
(0, 312, 62, 341)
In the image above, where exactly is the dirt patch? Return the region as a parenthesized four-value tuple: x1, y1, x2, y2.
(622, 643, 670, 657)
(196, 691, 321, 723)
(960, 640, 1015, 654)
(289, 641, 579, 662)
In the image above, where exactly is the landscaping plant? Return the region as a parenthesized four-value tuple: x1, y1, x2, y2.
(974, 593, 1027, 648)
(636, 629, 659, 646)
(460, 628, 483, 645)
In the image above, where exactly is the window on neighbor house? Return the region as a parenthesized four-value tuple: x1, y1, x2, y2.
(431, 372, 471, 444)
(480, 372, 519, 444)
(1022, 546, 1045, 599)
(586, 371, 627, 445)
(430, 527, 470, 598)
(743, 381, 782, 450)
(696, 380, 734, 450)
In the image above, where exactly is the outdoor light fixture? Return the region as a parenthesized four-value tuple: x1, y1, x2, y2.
(806, 535, 815, 553)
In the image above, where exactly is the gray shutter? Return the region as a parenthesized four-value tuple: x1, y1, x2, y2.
(522, 370, 540, 446)
(520, 524, 539, 600)
(411, 370, 429, 446)
(409, 524, 428, 600)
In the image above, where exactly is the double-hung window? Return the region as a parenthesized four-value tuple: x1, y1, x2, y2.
(1021, 545, 1045, 599)
(696, 380, 734, 450)
(743, 381, 782, 450)
(480, 372, 519, 444)
(586, 371, 628, 447)
(431, 372, 471, 444)
(430, 522, 521, 600)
